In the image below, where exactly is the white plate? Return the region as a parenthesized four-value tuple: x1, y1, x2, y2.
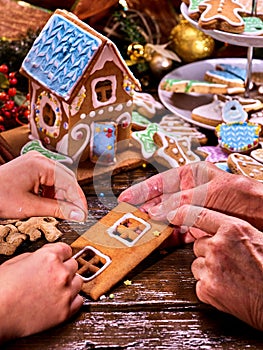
(180, 3, 263, 48)
(158, 58, 263, 130)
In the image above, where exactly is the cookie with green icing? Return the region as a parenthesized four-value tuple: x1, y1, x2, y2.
(21, 139, 73, 164)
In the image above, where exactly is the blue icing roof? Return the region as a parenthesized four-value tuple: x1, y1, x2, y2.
(22, 14, 102, 101)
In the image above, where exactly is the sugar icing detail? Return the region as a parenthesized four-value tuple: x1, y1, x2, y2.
(22, 14, 102, 101)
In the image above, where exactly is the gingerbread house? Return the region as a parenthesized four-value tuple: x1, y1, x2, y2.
(20, 9, 140, 164)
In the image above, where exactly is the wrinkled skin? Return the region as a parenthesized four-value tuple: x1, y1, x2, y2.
(119, 162, 263, 330)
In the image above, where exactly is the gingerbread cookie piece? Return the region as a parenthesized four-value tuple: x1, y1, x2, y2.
(205, 68, 245, 88)
(198, 0, 246, 34)
(71, 202, 174, 300)
(0, 216, 62, 255)
(227, 153, 263, 182)
(159, 114, 207, 145)
(251, 148, 263, 163)
(160, 78, 229, 94)
(132, 91, 165, 119)
(191, 97, 224, 127)
(131, 123, 161, 159)
(16, 217, 62, 242)
(153, 132, 200, 168)
(196, 145, 229, 162)
(216, 100, 260, 153)
(131, 111, 152, 131)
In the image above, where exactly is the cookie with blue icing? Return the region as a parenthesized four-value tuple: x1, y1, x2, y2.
(216, 100, 260, 153)
(205, 69, 245, 88)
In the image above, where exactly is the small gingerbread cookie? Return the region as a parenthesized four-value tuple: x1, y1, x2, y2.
(160, 78, 229, 94)
(216, 100, 260, 153)
(131, 111, 152, 131)
(191, 97, 224, 127)
(158, 114, 207, 144)
(132, 91, 165, 119)
(153, 131, 200, 168)
(195, 145, 229, 163)
(227, 153, 263, 182)
(251, 148, 263, 163)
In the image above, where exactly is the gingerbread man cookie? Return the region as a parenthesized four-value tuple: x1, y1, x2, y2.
(227, 153, 263, 182)
(198, 0, 246, 34)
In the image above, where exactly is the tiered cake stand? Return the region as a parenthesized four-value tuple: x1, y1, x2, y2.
(180, 0, 263, 97)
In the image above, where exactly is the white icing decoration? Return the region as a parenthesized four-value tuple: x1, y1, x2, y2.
(89, 111, 96, 118)
(35, 91, 62, 138)
(70, 85, 86, 115)
(115, 104, 123, 111)
(29, 82, 40, 140)
(116, 111, 131, 126)
(107, 213, 151, 247)
(80, 113, 86, 119)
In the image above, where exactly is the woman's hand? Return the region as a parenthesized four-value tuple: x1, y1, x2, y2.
(168, 204, 263, 331)
(118, 162, 263, 230)
(0, 151, 87, 221)
(0, 242, 83, 343)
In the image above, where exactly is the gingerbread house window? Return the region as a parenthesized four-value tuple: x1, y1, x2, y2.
(91, 75, 117, 108)
(95, 80, 112, 102)
(107, 213, 151, 247)
(73, 246, 111, 282)
(43, 103, 56, 126)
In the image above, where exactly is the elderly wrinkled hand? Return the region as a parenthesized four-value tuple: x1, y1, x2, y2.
(169, 204, 263, 331)
(118, 162, 263, 231)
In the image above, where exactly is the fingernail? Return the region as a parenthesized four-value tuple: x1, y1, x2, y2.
(148, 205, 160, 215)
(69, 209, 85, 222)
(118, 193, 130, 202)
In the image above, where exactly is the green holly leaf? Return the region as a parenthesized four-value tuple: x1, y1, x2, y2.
(14, 90, 27, 106)
(0, 72, 9, 89)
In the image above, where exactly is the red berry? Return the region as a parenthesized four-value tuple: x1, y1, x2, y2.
(9, 78, 17, 85)
(4, 100, 15, 110)
(23, 109, 30, 118)
(8, 87, 16, 97)
(0, 92, 7, 101)
(0, 65, 8, 74)
(8, 72, 16, 79)
(3, 110, 11, 118)
(0, 116, 4, 123)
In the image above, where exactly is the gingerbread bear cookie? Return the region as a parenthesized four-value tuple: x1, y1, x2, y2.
(216, 100, 260, 153)
(227, 153, 263, 182)
(71, 202, 174, 300)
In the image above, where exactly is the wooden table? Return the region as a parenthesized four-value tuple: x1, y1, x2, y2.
(2, 164, 263, 349)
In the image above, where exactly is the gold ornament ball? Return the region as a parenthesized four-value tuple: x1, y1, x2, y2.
(170, 19, 215, 62)
(149, 53, 173, 76)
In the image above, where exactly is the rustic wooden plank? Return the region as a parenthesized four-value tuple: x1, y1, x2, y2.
(3, 307, 262, 350)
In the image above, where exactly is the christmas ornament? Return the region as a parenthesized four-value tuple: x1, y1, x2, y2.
(170, 19, 215, 63)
